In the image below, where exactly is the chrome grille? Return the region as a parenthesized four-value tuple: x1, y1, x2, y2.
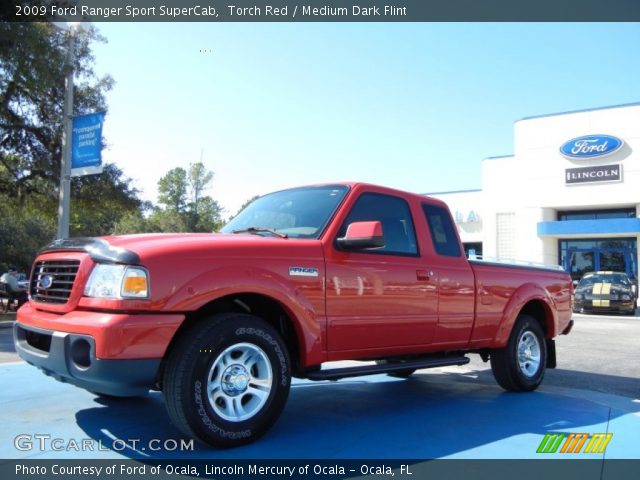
(31, 260, 80, 304)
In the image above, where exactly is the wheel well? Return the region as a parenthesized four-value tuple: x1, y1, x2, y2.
(156, 293, 302, 389)
(519, 300, 552, 337)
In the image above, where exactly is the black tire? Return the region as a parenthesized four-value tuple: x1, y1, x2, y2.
(490, 314, 547, 392)
(163, 313, 291, 448)
(375, 360, 417, 379)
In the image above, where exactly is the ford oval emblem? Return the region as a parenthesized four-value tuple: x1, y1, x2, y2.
(560, 135, 623, 159)
(39, 275, 54, 290)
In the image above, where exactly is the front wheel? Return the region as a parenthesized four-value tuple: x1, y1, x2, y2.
(163, 313, 291, 448)
(490, 314, 547, 392)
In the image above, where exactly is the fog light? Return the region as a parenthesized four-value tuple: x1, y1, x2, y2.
(70, 338, 92, 369)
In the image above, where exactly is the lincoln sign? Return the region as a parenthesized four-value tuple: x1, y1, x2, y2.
(565, 164, 622, 185)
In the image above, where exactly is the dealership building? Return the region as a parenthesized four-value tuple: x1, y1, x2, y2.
(430, 102, 640, 282)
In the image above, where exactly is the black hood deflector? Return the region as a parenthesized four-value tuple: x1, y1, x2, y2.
(40, 238, 140, 265)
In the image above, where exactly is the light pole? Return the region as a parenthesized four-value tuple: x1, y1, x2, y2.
(56, 24, 76, 240)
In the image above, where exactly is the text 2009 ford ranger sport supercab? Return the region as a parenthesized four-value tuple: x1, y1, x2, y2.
(15, 183, 573, 447)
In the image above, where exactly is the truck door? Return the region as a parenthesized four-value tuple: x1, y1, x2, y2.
(421, 202, 475, 347)
(324, 192, 438, 357)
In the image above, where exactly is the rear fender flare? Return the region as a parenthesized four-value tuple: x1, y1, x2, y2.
(491, 283, 558, 348)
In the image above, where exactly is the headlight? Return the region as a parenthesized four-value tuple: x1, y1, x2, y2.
(621, 294, 632, 301)
(84, 264, 150, 299)
(574, 293, 584, 301)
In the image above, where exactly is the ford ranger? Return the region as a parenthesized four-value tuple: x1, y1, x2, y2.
(14, 182, 573, 447)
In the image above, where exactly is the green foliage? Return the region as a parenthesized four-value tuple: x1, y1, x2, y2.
(0, 198, 56, 272)
(158, 167, 188, 213)
(0, 23, 138, 269)
(113, 210, 150, 235)
(192, 196, 224, 232)
(0, 22, 113, 201)
(70, 164, 143, 236)
(148, 209, 189, 233)
(0, 24, 232, 271)
(188, 162, 214, 209)
(143, 162, 223, 233)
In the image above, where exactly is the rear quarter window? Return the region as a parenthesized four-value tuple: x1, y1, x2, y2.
(422, 203, 461, 257)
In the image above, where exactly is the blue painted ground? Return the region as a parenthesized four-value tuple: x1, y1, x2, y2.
(1, 362, 638, 461)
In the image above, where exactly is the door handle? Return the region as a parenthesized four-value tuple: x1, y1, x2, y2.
(417, 270, 433, 281)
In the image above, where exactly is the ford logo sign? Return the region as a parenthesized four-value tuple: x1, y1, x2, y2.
(38, 275, 54, 290)
(560, 135, 623, 159)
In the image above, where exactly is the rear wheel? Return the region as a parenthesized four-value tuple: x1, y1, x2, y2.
(490, 314, 547, 392)
(163, 313, 291, 448)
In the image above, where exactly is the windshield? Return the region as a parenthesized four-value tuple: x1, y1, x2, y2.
(578, 273, 631, 287)
(221, 185, 349, 239)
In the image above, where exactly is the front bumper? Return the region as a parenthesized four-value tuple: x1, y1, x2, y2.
(14, 322, 161, 396)
(573, 299, 635, 315)
(14, 303, 185, 396)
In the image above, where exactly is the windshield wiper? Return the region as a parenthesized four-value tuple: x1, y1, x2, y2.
(231, 227, 288, 239)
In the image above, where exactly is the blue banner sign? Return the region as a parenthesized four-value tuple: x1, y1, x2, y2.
(560, 134, 623, 159)
(71, 112, 105, 177)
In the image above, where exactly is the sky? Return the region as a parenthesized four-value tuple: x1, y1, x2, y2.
(90, 22, 640, 218)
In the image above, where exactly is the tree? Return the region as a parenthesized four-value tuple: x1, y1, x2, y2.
(0, 22, 114, 202)
(147, 209, 189, 233)
(158, 167, 188, 213)
(193, 196, 224, 232)
(0, 202, 56, 272)
(70, 164, 144, 236)
(113, 210, 148, 235)
(0, 23, 144, 270)
(188, 162, 213, 219)
(151, 163, 223, 233)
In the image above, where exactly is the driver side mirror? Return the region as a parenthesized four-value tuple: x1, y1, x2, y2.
(337, 221, 385, 250)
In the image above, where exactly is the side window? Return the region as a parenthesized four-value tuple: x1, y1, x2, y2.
(338, 193, 418, 255)
(422, 203, 461, 257)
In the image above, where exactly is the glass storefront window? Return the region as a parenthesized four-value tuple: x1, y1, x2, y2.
(600, 239, 629, 249)
(559, 238, 638, 283)
(570, 251, 595, 280)
(463, 242, 483, 259)
(600, 250, 626, 272)
(558, 208, 635, 221)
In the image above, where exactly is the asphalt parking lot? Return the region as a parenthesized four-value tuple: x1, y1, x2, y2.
(0, 313, 638, 463)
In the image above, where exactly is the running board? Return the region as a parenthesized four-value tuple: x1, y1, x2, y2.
(305, 356, 470, 381)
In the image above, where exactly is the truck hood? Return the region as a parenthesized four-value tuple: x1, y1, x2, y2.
(104, 232, 265, 251)
(41, 233, 306, 265)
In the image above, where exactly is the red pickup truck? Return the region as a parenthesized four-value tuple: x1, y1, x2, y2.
(15, 183, 573, 447)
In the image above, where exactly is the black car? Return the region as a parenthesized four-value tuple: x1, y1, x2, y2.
(573, 271, 637, 316)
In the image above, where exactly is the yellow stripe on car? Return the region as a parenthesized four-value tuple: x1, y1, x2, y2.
(592, 283, 611, 307)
